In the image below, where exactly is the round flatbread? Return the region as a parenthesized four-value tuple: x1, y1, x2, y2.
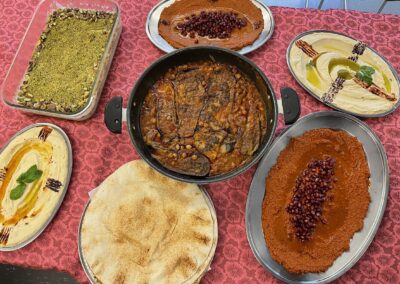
(80, 160, 217, 284)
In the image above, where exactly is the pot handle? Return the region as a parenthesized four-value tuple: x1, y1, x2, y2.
(278, 87, 301, 125)
(104, 96, 127, 134)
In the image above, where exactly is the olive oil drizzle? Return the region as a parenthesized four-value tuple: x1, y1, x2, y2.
(296, 38, 394, 102)
(0, 141, 53, 227)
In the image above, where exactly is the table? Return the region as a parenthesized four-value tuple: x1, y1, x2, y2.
(0, 0, 399, 283)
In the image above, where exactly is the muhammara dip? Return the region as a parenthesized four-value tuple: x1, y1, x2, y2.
(288, 32, 399, 115)
(158, 0, 264, 50)
(80, 160, 217, 283)
(262, 128, 370, 274)
(0, 125, 70, 248)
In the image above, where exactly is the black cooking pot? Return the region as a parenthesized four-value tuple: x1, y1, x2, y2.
(104, 46, 300, 184)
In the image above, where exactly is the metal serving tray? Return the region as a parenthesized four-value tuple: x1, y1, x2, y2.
(0, 123, 73, 251)
(77, 200, 96, 284)
(145, 0, 274, 55)
(286, 30, 400, 118)
(78, 185, 218, 283)
(245, 111, 389, 283)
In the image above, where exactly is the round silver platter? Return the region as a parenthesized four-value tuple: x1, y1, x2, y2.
(78, 185, 218, 283)
(0, 123, 73, 251)
(286, 30, 400, 118)
(245, 111, 389, 283)
(145, 0, 275, 55)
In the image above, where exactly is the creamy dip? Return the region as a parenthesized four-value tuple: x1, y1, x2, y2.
(158, 0, 264, 50)
(263, 128, 370, 274)
(0, 125, 70, 248)
(289, 32, 399, 115)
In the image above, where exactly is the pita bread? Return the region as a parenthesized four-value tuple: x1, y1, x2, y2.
(81, 160, 217, 284)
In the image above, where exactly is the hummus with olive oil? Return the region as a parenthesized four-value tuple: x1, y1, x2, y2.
(0, 125, 70, 248)
(289, 32, 399, 115)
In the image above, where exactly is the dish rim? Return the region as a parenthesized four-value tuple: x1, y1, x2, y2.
(245, 111, 389, 283)
(78, 184, 219, 283)
(145, 0, 275, 55)
(0, 0, 122, 120)
(0, 122, 73, 251)
(286, 29, 400, 118)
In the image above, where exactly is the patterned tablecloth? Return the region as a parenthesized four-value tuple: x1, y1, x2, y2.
(0, 0, 399, 283)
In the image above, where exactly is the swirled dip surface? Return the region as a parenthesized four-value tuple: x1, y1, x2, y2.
(158, 0, 264, 50)
(288, 32, 399, 115)
(262, 128, 370, 274)
(0, 125, 69, 248)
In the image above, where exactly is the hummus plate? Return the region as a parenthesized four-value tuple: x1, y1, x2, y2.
(0, 123, 72, 251)
(287, 30, 400, 117)
(246, 111, 388, 283)
(146, 0, 274, 54)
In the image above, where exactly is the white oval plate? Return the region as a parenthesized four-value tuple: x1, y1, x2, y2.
(286, 30, 400, 118)
(0, 123, 72, 251)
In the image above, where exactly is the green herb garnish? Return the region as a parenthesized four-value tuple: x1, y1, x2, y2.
(10, 184, 27, 200)
(306, 60, 316, 68)
(17, 165, 43, 183)
(355, 65, 375, 86)
(10, 165, 43, 200)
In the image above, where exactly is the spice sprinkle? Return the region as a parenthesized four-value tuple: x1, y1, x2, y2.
(17, 8, 116, 114)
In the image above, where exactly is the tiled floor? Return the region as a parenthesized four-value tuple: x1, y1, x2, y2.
(264, 0, 400, 15)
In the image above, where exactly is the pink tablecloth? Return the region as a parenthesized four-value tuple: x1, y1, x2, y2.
(0, 0, 399, 283)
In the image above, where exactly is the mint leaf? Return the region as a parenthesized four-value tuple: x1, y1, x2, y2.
(359, 66, 375, 76)
(17, 165, 43, 184)
(355, 72, 373, 85)
(10, 165, 43, 201)
(355, 65, 375, 86)
(10, 183, 27, 200)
